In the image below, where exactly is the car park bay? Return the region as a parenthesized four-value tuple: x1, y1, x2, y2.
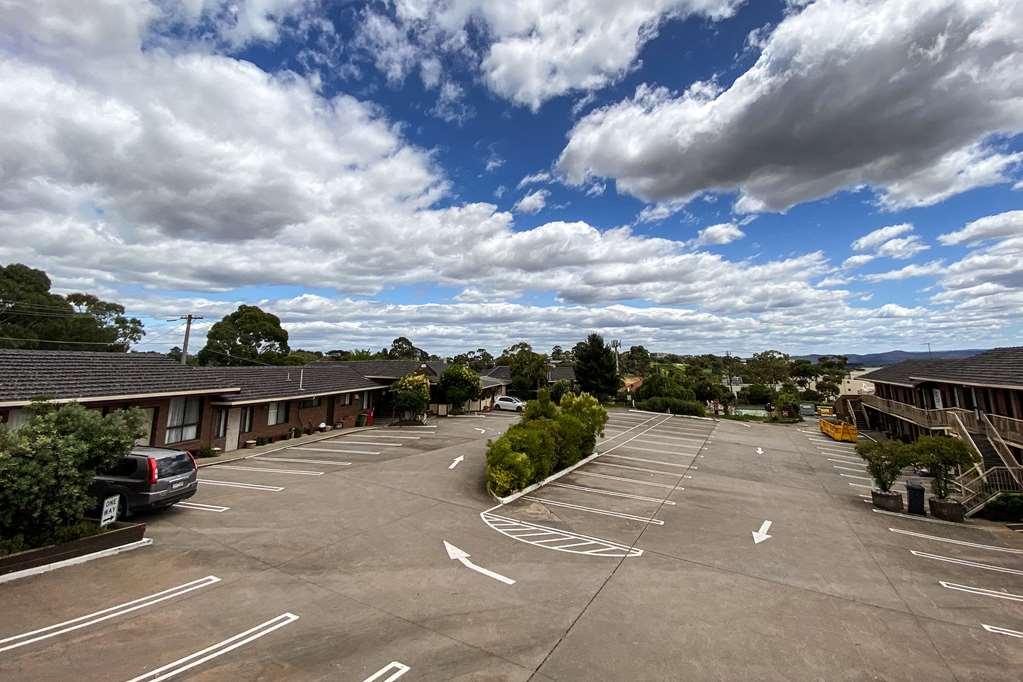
(2, 410, 1020, 680)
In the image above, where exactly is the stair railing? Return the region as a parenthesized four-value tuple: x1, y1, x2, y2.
(945, 410, 985, 476)
(981, 412, 1023, 487)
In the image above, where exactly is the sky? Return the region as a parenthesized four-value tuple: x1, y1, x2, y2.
(0, 0, 1021, 358)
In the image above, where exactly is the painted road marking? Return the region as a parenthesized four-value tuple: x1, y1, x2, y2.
(0, 576, 221, 653)
(549, 482, 677, 505)
(200, 480, 284, 491)
(635, 433, 703, 442)
(481, 511, 643, 557)
(596, 414, 662, 445)
(523, 496, 665, 525)
(217, 465, 324, 476)
(982, 624, 1023, 638)
(752, 520, 772, 544)
(870, 509, 963, 526)
(839, 473, 873, 481)
(290, 447, 381, 455)
(176, 502, 230, 512)
(448, 455, 464, 470)
(322, 441, 402, 447)
(828, 456, 863, 464)
(939, 581, 1023, 603)
(601, 453, 691, 467)
(590, 461, 683, 476)
(912, 551, 1023, 575)
(443, 541, 515, 585)
(833, 465, 866, 473)
(125, 613, 298, 682)
(258, 457, 351, 466)
(572, 470, 678, 489)
(362, 435, 420, 440)
(616, 445, 687, 457)
(889, 528, 1023, 554)
(363, 661, 411, 682)
(633, 438, 701, 448)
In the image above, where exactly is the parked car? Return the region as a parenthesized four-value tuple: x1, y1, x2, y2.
(493, 396, 526, 412)
(90, 446, 198, 519)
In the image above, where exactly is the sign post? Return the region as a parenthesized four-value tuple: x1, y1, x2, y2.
(100, 495, 120, 528)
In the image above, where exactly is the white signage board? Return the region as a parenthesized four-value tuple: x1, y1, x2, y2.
(100, 495, 120, 528)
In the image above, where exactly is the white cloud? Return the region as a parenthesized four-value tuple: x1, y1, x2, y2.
(696, 223, 745, 246)
(863, 261, 945, 282)
(875, 235, 929, 260)
(517, 171, 552, 189)
(485, 154, 505, 172)
(355, 1, 743, 110)
(513, 189, 550, 214)
(636, 201, 686, 224)
(431, 80, 474, 123)
(842, 254, 875, 269)
(852, 224, 914, 251)
(938, 210, 1023, 246)
(557, 0, 1023, 212)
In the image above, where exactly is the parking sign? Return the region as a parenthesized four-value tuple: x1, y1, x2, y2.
(100, 495, 119, 528)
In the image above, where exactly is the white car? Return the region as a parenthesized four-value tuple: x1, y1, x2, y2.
(493, 396, 525, 412)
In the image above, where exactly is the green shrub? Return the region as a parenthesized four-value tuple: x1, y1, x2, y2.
(485, 437, 533, 497)
(636, 397, 706, 417)
(553, 412, 588, 467)
(560, 392, 609, 455)
(504, 420, 557, 480)
(392, 373, 431, 419)
(0, 402, 143, 553)
(440, 364, 481, 409)
(912, 435, 975, 499)
(976, 493, 1023, 522)
(524, 389, 558, 422)
(856, 440, 915, 492)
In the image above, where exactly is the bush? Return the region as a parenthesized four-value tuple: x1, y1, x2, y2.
(636, 373, 694, 402)
(912, 435, 975, 499)
(485, 438, 533, 497)
(553, 412, 588, 468)
(440, 364, 481, 410)
(560, 392, 609, 455)
(504, 420, 557, 481)
(392, 373, 431, 419)
(0, 402, 144, 553)
(549, 380, 572, 405)
(856, 440, 915, 492)
(976, 493, 1023, 522)
(635, 397, 706, 417)
(524, 389, 558, 422)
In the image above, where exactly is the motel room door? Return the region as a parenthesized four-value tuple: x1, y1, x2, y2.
(224, 407, 242, 452)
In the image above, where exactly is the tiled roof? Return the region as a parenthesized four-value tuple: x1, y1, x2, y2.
(907, 347, 1023, 389)
(329, 360, 436, 379)
(858, 360, 952, 387)
(550, 366, 576, 382)
(481, 375, 510, 389)
(0, 349, 239, 405)
(205, 364, 382, 403)
(486, 365, 512, 380)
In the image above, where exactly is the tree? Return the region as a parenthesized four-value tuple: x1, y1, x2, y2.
(282, 349, 323, 365)
(738, 383, 775, 405)
(550, 345, 575, 365)
(746, 350, 790, 385)
(789, 359, 819, 390)
(815, 355, 849, 400)
(326, 349, 374, 361)
(440, 364, 481, 410)
(573, 333, 619, 401)
(621, 345, 652, 376)
(913, 436, 976, 499)
(1, 263, 145, 351)
(856, 440, 915, 493)
(637, 368, 695, 401)
(391, 373, 431, 420)
(387, 336, 427, 361)
(450, 348, 494, 372)
(196, 305, 290, 366)
(502, 342, 547, 395)
(0, 401, 145, 553)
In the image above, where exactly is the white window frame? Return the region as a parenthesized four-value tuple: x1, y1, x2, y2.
(241, 406, 253, 433)
(268, 401, 290, 426)
(166, 397, 202, 444)
(214, 408, 228, 438)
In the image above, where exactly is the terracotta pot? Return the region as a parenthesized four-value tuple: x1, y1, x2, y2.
(871, 489, 904, 513)
(929, 497, 965, 523)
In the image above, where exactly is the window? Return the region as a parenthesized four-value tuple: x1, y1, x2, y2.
(268, 401, 290, 426)
(362, 392, 371, 409)
(214, 408, 228, 438)
(342, 393, 352, 406)
(299, 397, 320, 409)
(166, 397, 202, 444)
(241, 406, 253, 433)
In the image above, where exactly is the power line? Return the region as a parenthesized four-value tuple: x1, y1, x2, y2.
(0, 336, 130, 346)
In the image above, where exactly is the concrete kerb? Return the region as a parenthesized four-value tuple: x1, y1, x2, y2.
(490, 450, 602, 506)
(196, 426, 381, 469)
(628, 409, 718, 422)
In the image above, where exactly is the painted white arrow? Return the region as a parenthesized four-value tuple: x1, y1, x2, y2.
(474, 427, 486, 434)
(443, 541, 515, 585)
(448, 455, 464, 470)
(755, 447, 765, 455)
(752, 520, 773, 544)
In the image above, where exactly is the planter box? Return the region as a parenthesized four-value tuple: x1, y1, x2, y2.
(871, 489, 904, 513)
(0, 521, 146, 578)
(929, 497, 965, 523)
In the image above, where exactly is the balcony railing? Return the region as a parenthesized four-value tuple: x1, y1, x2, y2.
(987, 413, 1023, 447)
(859, 394, 950, 429)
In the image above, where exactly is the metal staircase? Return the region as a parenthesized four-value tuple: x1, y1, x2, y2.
(952, 413, 1022, 516)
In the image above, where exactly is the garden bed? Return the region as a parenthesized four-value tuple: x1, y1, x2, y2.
(0, 521, 147, 579)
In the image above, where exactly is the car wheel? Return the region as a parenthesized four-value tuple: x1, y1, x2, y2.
(516, 406, 523, 412)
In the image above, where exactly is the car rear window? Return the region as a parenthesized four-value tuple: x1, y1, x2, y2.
(157, 453, 194, 478)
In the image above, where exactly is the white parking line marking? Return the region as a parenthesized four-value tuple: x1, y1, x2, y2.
(889, 528, 1023, 554)
(363, 661, 411, 682)
(591, 461, 683, 476)
(939, 581, 1023, 603)
(323, 441, 402, 447)
(601, 453, 691, 467)
(870, 509, 960, 525)
(572, 471, 678, 489)
(828, 456, 863, 464)
(848, 482, 873, 489)
(258, 457, 351, 466)
(549, 482, 676, 505)
(523, 496, 664, 525)
(290, 447, 381, 455)
(125, 613, 298, 682)
(982, 624, 1023, 638)
(912, 551, 1023, 575)
(217, 465, 324, 476)
(633, 439, 701, 449)
(839, 473, 873, 481)
(362, 435, 420, 440)
(176, 502, 230, 512)
(635, 435, 703, 444)
(616, 446, 688, 456)
(833, 465, 866, 473)
(0, 576, 221, 653)
(199, 480, 284, 492)
(596, 414, 663, 446)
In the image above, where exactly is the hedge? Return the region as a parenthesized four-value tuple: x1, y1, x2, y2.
(485, 390, 607, 497)
(635, 397, 706, 417)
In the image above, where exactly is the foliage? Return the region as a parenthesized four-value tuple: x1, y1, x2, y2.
(392, 373, 431, 419)
(857, 440, 915, 493)
(621, 345, 652, 376)
(550, 345, 574, 365)
(500, 341, 548, 395)
(440, 363, 482, 408)
(549, 380, 572, 405)
(0, 402, 145, 553)
(484, 438, 534, 497)
(504, 420, 557, 481)
(282, 349, 324, 365)
(737, 383, 776, 405)
(635, 369, 695, 402)
(197, 305, 290, 366)
(559, 392, 609, 455)
(773, 389, 802, 418)
(387, 336, 428, 361)
(912, 435, 975, 499)
(788, 359, 819, 390)
(325, 348, 375, 360)
(450, 348, 494, 372)
(0, 263, 144, 351)
(976, 493, 1023, 522)
(553, 412, 588, 468)
(573, 333, 620, 401)
(746, 350, 790, 385)
(635, 397, 706, 417)
(524, 389, 558, 422)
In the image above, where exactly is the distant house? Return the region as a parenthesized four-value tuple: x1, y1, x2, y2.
(484, 364, 576, 385)
(331, 359, 509, 412)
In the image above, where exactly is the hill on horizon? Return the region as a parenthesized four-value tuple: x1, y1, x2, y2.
(796, 349, 987, 366)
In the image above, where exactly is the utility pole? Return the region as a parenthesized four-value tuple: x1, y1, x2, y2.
(611, 339, 621, 375)
(170, 314, 203, 365)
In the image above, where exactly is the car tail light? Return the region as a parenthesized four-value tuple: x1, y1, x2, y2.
(147, 457, 159, 484)
(186, 451, 197, 469)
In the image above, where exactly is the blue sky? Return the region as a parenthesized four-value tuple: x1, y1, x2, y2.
(1, 0, 1021, 357)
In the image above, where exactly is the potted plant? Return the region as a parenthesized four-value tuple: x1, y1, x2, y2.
(914, 436, 974, 522)
(857, 440, 913, 512)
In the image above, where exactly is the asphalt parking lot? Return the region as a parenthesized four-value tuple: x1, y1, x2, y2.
(1, 409, 1021, 680)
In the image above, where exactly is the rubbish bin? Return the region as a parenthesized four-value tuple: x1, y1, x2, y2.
(905, 480, 926, 515)
(355, 413, 367, 427)
(366, 408, 375, 426)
